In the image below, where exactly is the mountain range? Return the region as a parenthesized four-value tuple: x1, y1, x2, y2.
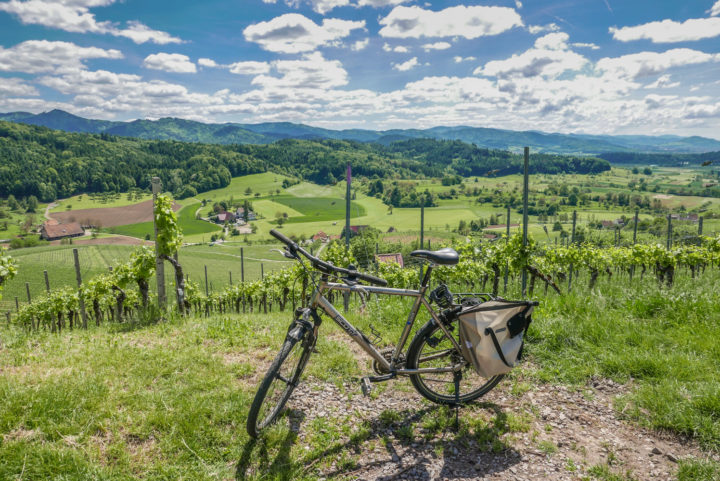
(2, 109, 720, 155)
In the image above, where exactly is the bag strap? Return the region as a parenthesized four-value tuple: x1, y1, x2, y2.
(484, 327, 513, 368)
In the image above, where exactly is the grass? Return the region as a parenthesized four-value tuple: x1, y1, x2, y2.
(50, 192, 153, 212)
(271, 195, 366, 224)
(1, 267, 719, 479)
(107, 201, 221, 240)
(0, 242, 291, 311)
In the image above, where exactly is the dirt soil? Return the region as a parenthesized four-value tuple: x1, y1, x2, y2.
(50, 200, 180, 227)
(48, 235, 149, 247)
(265, 369, 716, 480)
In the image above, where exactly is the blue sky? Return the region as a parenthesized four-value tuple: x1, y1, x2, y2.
(1, 0, 720, 137)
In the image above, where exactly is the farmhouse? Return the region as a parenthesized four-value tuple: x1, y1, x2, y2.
(235, 207, 256, 221)
(215, 211, 236, 223)
(40, 221, 84, 241)
(312, 231, 329, 242)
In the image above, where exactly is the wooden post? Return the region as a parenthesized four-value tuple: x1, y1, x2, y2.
(229, 271, 232, 285)
(204, 265, 209, 296)
(241, 247, 245, 313)
(44, 270, 50, 293)
(633, 209, 639, 245)
(699, 216, 704, 236)
(151, 177, 166, 308)
(504, 204, 510, 294)
(5, 311, 10, 324)
(666, 214, 672, 250)
(568, 210, 577, 292)
(344, 163, 351, 313)
(25, 282, 31, 303)
(521, 147, 529, 298)
(15, 297, 19, 312)
(261, 263, 264, 280)
(73, 248, 88, 329)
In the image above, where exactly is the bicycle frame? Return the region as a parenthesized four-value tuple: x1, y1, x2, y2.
(308, 266, 466, 376)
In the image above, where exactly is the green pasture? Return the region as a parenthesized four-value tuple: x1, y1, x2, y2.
(107, 201, 221, 242)
(50, 191, 153, 213)
(195, 172, 294, 202)
(271, 195, 366, 224)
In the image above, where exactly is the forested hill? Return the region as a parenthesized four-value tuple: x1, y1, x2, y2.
(3, 109, 720, 154)
(0, 121, 609, 202)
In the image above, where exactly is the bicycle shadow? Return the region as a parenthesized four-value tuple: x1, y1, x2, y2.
(235, 402, 521, 480)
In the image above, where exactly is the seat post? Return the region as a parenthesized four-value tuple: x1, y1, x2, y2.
(421, 264, 433, 288)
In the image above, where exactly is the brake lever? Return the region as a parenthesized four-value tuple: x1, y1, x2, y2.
(270, 248, 297, 260)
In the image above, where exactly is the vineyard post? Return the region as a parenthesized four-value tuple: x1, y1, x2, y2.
(151, 177, 166, 308)
(261, 263, 264, 280)
(568, 210, 577, 292)
(419, 205, 425, 283)
(72, 248, 88, 329)
(241, 247, 245, 313)
(25, 282, 31, 303)
(633, 209, 639, 244)
(698, 216, 704, 236)
(44, 270, 50, 293)
(204, 265, 209, 296)
(344, 162, 351, 313)
(521, 147, 530, 297)
(15, 296, 18, 312)
(503, 204, 510, 293)
(666, 215, 672, 250)
(229, 271, 232, 285)
(5, 311, 9, 324)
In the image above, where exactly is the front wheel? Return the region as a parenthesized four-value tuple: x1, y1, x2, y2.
(246, 324, 313, 438)
(406, 318, 504, 405)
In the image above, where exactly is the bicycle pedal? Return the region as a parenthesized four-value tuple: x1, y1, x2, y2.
(360, 377, 373, 397)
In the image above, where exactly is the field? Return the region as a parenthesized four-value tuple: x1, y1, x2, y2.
(0, 242, 291, 311)
(0, 271, 718, 480)
(49, 191, 153, 212)
(51, 199, 180, 228)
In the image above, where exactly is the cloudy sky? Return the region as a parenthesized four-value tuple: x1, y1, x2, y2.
(1, 0, 720, 137)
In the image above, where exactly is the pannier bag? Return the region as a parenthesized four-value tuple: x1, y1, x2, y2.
(457, 300, 535, 378)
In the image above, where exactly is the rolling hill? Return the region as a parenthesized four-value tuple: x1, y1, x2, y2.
(3, 109, 720, 154)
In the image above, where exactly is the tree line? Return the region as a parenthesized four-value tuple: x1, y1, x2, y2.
(0, 121, 611, 203)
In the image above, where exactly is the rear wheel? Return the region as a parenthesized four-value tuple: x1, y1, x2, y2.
(246, 325, 313, 438)
(406, 318, 504, 405)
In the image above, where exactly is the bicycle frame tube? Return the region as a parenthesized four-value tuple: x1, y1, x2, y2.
(309, 279, 465, 375)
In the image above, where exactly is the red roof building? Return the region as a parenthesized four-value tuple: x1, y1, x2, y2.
(40, 222, 84, 241)
(376, 253, 404, 268)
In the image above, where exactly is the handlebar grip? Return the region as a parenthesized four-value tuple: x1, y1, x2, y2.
(269, 229, 295, 247)
(355, 272, 388, 287)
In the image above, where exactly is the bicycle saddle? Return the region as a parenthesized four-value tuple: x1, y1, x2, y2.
(409, 247, 459, 266)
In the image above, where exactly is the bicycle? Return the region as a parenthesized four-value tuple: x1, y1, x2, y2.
(247, 229, 521, 438)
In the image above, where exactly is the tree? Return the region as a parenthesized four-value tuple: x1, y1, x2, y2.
(26, 195, 39, 213)
(643, 167, 653, 175)
(275, 211, 285, 226)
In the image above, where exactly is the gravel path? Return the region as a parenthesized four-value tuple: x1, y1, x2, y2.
(279, 373, 715, 480)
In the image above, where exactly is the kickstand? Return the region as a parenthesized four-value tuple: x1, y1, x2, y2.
(453, 370, 461, 432)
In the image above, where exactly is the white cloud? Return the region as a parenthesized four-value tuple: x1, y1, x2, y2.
(596, 48, 720, 80)
(243, 13, 365, 53)
(710, 1, 720, 16)
(0, 77, 39, 96)
(393, 56, 418, 71)
(515, 1, 522, 8)
(572, 42, 600, 50)
(422, 41, 451, 51)
(453, 55, 476, 63)
(198, 58, 218, 68)
(306, 0, 350, 14)
(379, 5, 522, 39)
(644, 74, 680, 89)
(383, 43, 409, 52)
(142, 53, 196, 73)
(0, 0, 182, 44)
(352, 38, 369, 51)
(229, 61, 271, 75)
(356, 0, 408, 7)
(610, 17, 720, 43)
(528, 23, 559, 35)
(476, 33, 588, 78)
(0, 40, 122, 74)
(252, 52, 348, 89)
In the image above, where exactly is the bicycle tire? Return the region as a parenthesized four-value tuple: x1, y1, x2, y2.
(406, 318, 504, 405)
(246, 325, 313, 438)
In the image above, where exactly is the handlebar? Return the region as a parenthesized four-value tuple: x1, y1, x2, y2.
(270, 229, 388, 287)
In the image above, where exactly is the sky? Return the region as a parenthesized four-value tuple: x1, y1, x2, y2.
(1, 0, 720, 138)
